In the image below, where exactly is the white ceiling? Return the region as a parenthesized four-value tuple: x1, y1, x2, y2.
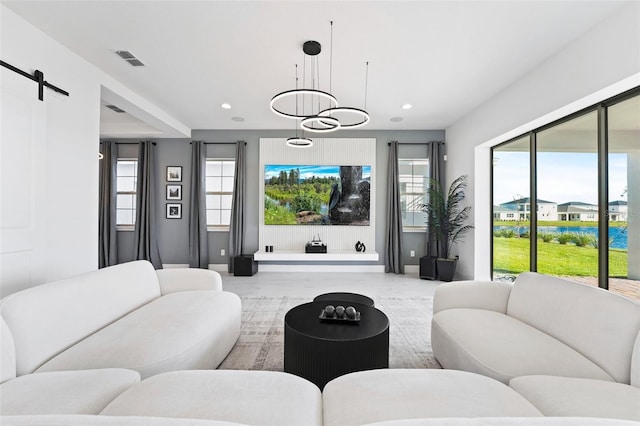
(3, 0, 631, 137)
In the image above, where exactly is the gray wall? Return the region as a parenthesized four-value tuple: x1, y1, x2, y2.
(110, 129, 444, 266)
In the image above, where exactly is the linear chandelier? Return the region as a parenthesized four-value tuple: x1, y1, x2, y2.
(270, 21, 370, 141)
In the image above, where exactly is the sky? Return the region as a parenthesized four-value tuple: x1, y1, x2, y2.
(493, 152, 628, 205)
(264, 165, 371, 181)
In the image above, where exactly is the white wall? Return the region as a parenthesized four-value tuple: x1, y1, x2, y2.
(445, 2, 640, 280)
(0, 5, 188, 295)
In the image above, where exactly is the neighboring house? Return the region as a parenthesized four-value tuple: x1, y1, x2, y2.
(499, 198, 557, 222)
(557, 201, 598, 222)
(493, 205, 518, 221)
(497, 200, 629, 222)
(608, 200, 628, 222)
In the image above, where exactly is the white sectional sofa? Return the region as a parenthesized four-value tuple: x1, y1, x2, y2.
(0, 260, 241, 379)
(2, 369, 638, 426)
(431, 272, 640, 421)
(0, 260, 241, 416)
(2, 265, 639, 425)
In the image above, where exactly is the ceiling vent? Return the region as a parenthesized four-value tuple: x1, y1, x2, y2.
(105, 104, 126, 113)
(115, 50, 145, 67)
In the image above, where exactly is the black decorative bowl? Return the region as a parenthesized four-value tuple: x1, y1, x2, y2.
(319, 310, 361, 323)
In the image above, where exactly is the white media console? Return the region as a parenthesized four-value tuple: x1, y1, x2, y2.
(253, 250, 379, 262)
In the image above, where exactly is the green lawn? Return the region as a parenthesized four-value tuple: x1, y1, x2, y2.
(493, 237, 628, 277)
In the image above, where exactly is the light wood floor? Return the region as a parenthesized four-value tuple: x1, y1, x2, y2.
(221, 271, 439, 299)
(220, 271, 640, 303)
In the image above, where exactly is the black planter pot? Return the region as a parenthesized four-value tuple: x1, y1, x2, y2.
(419, 256, 438, 280)
(436, 258, 458, 282)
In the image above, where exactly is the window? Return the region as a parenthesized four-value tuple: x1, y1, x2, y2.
(537, 110, 598, 277)
(491, 89, 639, 301)
(116, 159, 138, 227)
(398, 159, 428, 229)
(492, 136, 530, 279)
(206, 159, 235, 228)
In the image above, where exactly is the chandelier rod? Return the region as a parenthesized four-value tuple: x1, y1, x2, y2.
(295, 64, 299, 137)
(330, 21, 333, 95)
(364, 61, 369, 110)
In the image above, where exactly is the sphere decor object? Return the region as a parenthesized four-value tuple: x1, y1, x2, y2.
(319, 304, 360, 322)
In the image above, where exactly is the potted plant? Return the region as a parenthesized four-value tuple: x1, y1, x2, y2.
(422, 175, 474, 281)
(419, 210, 439, 280)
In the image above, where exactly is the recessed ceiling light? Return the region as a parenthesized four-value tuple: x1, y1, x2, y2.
(401, 104, 412, 110)
(221, 103, 231, 109)
(390, 117, 404, 122)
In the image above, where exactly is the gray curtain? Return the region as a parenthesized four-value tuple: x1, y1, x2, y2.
(426, 141, 446, 258)
(189, 141, 209, 268)
(98, 141, 118, 268)
(385, 141, 404, 274)
(133, 141, 163, 269)
(228, 141, 246, 273)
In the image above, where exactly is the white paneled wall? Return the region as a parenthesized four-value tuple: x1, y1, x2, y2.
(259, 138, 376, 254)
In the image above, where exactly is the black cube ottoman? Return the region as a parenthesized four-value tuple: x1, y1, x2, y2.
(233, 255, 258, 276)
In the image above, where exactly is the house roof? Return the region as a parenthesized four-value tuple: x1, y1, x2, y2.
(557, 205, 598, 214)
(502, 197, 555, 206)
(558, 201, 597, 207)
(494, 205, 517, 213)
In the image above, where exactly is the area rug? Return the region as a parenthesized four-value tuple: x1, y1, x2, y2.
(218, 296, 441, 371)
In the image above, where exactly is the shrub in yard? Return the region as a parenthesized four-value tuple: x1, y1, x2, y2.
(590, 235, 614, 249)
(539, 232, 555, 243)
(573, 233, 595, 247)
(501, 229, 516, 238)
(557, 232, 573, 245)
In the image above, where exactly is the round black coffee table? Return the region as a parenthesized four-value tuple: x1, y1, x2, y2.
(313, 292, 375, 307)
(284, 301, 389, 390)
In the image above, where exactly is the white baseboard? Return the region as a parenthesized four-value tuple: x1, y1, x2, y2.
(164, 263, 418, 274)
(162, 263, 230, 273)
(404, 264, 419, 274)
(208, 264, 229, 273)
(162, 264, 190, 269)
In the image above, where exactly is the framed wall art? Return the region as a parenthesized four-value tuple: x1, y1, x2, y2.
(166, 203, 182, 219)
(167, 166, 182, 182)
(166, 184, 182, 200)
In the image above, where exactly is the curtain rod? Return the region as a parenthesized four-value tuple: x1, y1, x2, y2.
(190, 141, 247, 145)
(102, 142, 157, 145)
(387, 142, 438, 146)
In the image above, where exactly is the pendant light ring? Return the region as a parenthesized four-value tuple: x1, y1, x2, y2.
(318, 107, 370, 129)
(300, 115, 341, 133)
(270, 89, 338, 120)
(286, 137, 314, 148)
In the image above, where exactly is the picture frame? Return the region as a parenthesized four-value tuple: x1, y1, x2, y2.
(166, 184, 182, 200)
(167, 166, 182, 182)
(166, 203, 182, 219)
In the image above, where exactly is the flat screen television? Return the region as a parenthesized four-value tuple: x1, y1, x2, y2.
(264, 165, 371, 225)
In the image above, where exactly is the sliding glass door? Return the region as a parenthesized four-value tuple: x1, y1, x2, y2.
(608, 95, 640, 299)
(536, 111, 598, 278)
(491, 89, 639, 300)
(492, 136, 530, 280)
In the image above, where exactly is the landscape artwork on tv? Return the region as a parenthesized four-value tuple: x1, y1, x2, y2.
(264, 165, 371, 225)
